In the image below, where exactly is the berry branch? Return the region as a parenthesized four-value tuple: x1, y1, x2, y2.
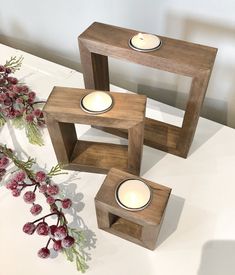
(0, 144, 88, 272)
(0, 56, 46, 146)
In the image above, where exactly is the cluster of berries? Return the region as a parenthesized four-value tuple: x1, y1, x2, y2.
(23, 220, 75, 258)
(0, 63, 45, 126)
(5, 166, 73, 259)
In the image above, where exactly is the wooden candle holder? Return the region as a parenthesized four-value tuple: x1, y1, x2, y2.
(95, 168, 171, 250)
(43, 87, 146, 175)
(78, 22, 217, 158)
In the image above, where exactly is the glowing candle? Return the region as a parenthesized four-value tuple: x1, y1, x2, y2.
(80, 91, 113, 114)
(129, 33, 161, 52)
(115, 179, 152, 211)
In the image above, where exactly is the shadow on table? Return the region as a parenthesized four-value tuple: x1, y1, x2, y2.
(197, 240, 235, 275)
(5, 121, 29, 159)
(57, 172, 97, 262)
(188, 118, 223, 156)
(141, 145, 167, 175)
(156, 194, 185, 247)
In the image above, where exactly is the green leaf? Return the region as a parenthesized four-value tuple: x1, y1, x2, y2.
(63, 247, 74, 262)
(25, 122, 44, 146)
(48, 164, 67, 177)
(0, 114, 6, 128)
(76, 255, 86, 273)
(4, 56, 24, 72)
(12, 116, 25, 129)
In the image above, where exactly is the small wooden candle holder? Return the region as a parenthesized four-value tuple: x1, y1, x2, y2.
(95, 168, 171, 250)
(78, 22, 217, 158)
(43, 87, 146, 175)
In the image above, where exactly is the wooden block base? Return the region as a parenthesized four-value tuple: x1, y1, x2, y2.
(95, 168, 171, 250)
(43, 87, 146, 175)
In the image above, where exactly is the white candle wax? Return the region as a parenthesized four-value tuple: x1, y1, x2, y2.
(130, 33, 161, 50)
(116, 179, 151, 210)
(81, 91, 113, 113)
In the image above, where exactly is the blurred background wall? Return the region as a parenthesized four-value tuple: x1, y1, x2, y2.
(1, 0, 235, 127)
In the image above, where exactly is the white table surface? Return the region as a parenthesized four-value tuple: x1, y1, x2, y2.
(1, 43, 235, 275)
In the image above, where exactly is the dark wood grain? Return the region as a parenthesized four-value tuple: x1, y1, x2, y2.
(78, 22, 217, 158)
(95, 168, 171, 250)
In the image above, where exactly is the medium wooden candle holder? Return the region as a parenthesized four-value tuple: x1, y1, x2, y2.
(43, 87, 146, 175)
(78, 22, 217, 158)
(95, 168, 171, 250)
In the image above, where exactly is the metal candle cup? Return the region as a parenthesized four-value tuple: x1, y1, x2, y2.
(80, 91, 113, 114)
(115, 178, 152, 211)
(129, 33, 161, 52)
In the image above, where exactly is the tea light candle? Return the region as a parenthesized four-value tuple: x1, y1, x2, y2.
(115, 179, 152, 211)
(129, 33, 161, 52)
(80, 91, 113, 114)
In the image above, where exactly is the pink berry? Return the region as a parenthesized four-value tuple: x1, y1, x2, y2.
(23, 191, 36, 203)
(35, 171, 46, 182)
(38, 247, 50, 259)
(6, 180, 18, 190)
(25, 114, 34, 122)
(46, 196, 55, 205)
(39, 184, 47, 193)
(14, 171, 26, 182)
(4, 98, 12, 106)
(0, 65, 5, 72)
(36, 222, 49, 236)
(33, 109, 42, 117)
(47, 184, 59, 196)
(23, 222, 36, 235)
(30, 204, 42, 215)
(5, 68, 11, 74)
(61, 198, 72, 209)
(61, 236, 75, 248)
(12, 85, 20, 93)
(0, 156, 9, 169)
(28, 91, 36, 99)
(53, 240, 62, 252)
(12, 189, 21, 197)
(7, 77, 18, 85)
(54, 226, 67, 240)
(49, 225, 57, 238)
(21, 85, 29, 94)
(0, 93, 7, 102)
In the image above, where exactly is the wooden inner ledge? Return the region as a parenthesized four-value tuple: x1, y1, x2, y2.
(109, 214, 142, 240)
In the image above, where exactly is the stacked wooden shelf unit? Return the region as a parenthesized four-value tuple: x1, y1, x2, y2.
(78, 22, 217, 158)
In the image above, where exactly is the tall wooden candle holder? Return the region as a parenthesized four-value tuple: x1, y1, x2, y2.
(95, 168, 171, 250)
(78, 22, 217, 158)
(43, 87, 146, 175)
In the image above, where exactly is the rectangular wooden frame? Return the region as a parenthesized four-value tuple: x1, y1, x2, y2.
(43, 87, 146, 175)
(78, 22, 217, 158)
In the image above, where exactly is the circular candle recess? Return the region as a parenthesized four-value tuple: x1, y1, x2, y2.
(80, 91, 113, 114)
(115, 179, 152, 211)
(129, 33, 161, 52)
